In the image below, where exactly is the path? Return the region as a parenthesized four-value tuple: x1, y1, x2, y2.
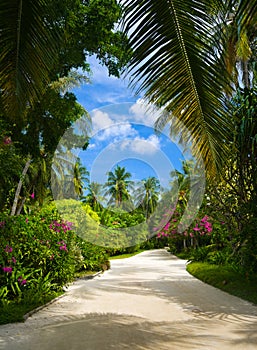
(0, 249, 257, 349)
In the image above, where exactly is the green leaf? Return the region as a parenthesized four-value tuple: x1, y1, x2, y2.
(122, 0, 233, 177)
(0, 0, 61, 119)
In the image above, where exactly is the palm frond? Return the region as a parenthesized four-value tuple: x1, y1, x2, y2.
(0, 0, 61, 119)
(50, 71, 91, 94)
(237, 0, 257, 28)
(122, 0, 233, 177)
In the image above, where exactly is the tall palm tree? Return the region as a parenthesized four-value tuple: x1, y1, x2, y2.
(51, 149, 78, 200)
(64, 160, 89, 199)
(104, 165, 133, 207)
(72, 160, 89, 198)
(121, 0, 257, 178)
(136, 177, 160, 218)
(82, 182, 103, 212)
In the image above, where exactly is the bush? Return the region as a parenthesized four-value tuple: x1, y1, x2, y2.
(188, 245, 217, 262)
(0, 205, 110, 304)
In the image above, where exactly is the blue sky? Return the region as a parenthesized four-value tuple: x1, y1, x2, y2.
(71, 56, 189, 191)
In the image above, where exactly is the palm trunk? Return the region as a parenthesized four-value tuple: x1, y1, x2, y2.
(241, 60, 250, 88)
(11, 157, 32, 216)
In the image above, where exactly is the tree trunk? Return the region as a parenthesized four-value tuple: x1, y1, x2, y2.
(241, 60, 250, 88)
(16, 197, 27, 215)
(11, 158, 32, 216)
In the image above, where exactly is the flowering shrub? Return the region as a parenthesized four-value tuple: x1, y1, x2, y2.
(153, 206, 214, 252)
(0, 206, 109, 303)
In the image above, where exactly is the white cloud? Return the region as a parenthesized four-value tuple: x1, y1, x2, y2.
(87, 143, 96, 150)
(91, 108, 139, 142)
(91, 110, 113, 131)
(129, 99, 161, 127)
(97, 123, 137, 141)
(117, 134, 161, 155)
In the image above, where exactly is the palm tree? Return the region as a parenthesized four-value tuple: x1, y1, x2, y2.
(83, 182, 103, 212)
(104, 165, 133, 207)
(136, 177, 160, 218)
(121, 0, 257, 178)
(51, 149, 78, 199)
(64, 160, 89, 199)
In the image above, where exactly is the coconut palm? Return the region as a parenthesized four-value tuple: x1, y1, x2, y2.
(136, 177, 160, 218)
(121, 0, 257, 177)
(64, 160, 89, 199)
(104, 165, 133, 207)
(83, 182, 104, 212)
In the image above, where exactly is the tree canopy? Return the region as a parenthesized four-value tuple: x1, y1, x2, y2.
(0, 0, 130, 213)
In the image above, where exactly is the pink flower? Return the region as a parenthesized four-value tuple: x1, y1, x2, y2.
(193, 225, 200, 231)
(201, 215, 209, 223)
(11, 257, 17, 264)
(18, 277, 27, 286)
(30, 192, 35, 199)
(25, 217, 29, 223)
(2, 266, 12, 273)
(164, 222, 170, 230)
(4, 245, 13, 253)
(59, 245, 68, 251)
(3, 136, 12, 145)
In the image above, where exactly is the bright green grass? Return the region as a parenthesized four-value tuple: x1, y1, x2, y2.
(187, 262, 257, 305)
(109, 250, 145, 260)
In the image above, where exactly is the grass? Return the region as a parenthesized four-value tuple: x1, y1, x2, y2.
(0, 291, 63, 325)
(74, 270, 100, 278)
(187, 262, 257, 305)
(109, 249, 145, 260)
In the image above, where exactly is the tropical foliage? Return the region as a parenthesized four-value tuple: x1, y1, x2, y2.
(1, 0, 257, 323)
(104, 165, 134, 208)
(0, 0, 129, 214)
(0, 205, 109, 305)
(135, 177, 160, 218)
(122, 0, 257, 176)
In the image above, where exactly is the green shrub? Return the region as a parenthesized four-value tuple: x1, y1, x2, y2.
(0, 205, 110, 304)
(188, 245, 217, 262)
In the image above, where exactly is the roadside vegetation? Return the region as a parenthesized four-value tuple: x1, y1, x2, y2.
(186, 263, 257, 305)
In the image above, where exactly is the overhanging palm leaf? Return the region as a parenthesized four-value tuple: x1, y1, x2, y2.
(0, 0, 60, 119)
(236, 0, 257, 28)
(122, 0, 233, 177)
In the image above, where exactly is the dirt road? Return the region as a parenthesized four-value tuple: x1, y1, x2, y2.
(0, 249, 257, 349)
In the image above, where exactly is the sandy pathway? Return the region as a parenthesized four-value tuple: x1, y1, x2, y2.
(0, 249, 257, 349)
